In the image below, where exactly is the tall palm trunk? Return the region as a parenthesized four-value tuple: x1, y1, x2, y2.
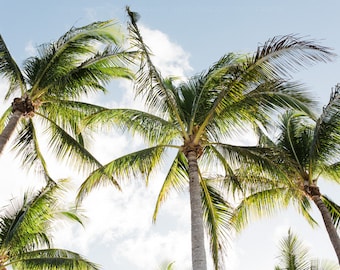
(308, 185, 340, 264)
(312, 194, 340, 264)
(187, 150, 207, 270)
(0, 109, 23, 155)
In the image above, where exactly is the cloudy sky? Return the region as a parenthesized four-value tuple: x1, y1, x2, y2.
(1, 1, 340, 269)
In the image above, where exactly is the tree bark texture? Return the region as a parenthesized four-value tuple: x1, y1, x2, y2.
(187, 150, 207, 270)
(0, 110, 23, 155)
(312, 195, 340, 264)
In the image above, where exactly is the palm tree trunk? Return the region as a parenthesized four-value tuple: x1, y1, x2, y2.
(0, 110, 23, 155)
(312, 194, 340, 264)
(187, 150, 207, 270)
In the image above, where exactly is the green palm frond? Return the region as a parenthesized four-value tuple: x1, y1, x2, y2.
(11, 119, 52, 181)
(36, 46, 136, 99)
(201, 178, 233, 270)
(293, 194, 318, 227)
(126, 7, 168, 106)
(77, 145, 174, 203)
(0, 181, 57, 252)
(0, 106, 13, 133)
(200, 145, 240, 193)
(211, 143, 289, 181)
(153, 152, 188, 222)
(321, 195, 340, 229)
(275, 229, 311, 270)
(126, 7, 187, 134)
(9, 248, 99, 270)
(275, 229, 339, 270)
(82, 108, 181, 145)
(277, 110, 314, 173)
(321, 162, 340, 184)
(231, 187, 291, 232)
(28, 19, 127, 98)
(310, 86, 340, 166)
(250, 35, 334, 79)
(0, 35, 27, 99)
(36, 112, 102, 173)
(0, 180, 85, 261)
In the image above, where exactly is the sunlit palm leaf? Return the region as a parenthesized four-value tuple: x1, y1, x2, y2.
(11, 119, 52, 181)
(0, 35, 26, 99)
(82, 108, 181, 145)
(77, 145, 171, 203)
(153, 152, 188, 222)
(321, 195, 340, 229)
(310, 88, 340, 166)
(36, 113, 102, 173)
(275, 229, 311, 270)
(10, 249, 99, 270)
(231, 187, 291, 231)
(201, 178, 233, 270)
(250, 35, 334, 79)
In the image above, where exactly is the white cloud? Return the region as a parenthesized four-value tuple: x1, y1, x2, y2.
(140, 25, 193, 79)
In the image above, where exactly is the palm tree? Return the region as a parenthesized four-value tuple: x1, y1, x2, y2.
(0, 179, 99, 269)
(232, 86, 340, 264)
(76, 8, 334, 270)
(0, 19, 137, 180)
(274, 229, 339, 270)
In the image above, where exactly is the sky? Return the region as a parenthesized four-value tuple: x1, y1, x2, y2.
(0, 1, 340, 270)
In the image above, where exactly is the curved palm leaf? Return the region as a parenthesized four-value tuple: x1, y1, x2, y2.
(152, 151, 188, 222)
(201, 178, 233, 270)
(77, 145, 177, 203)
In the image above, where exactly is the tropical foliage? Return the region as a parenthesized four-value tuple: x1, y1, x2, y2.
(75, 7, 335, 270)
(232, 85, 340, 263)
(274, 229, 339, 270)
(0, 19, 137, 182)
(0, 180, 99, 270)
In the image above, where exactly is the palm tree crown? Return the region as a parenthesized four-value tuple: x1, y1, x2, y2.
(274, 229, 339, 270)
(0, 180, 99, 270)
(77, 8, 335, 270)
(232, 85, 340, 263)
(0, 19, 137, 181)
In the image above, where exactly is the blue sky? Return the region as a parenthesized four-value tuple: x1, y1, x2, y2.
(0, 1, 340, 270)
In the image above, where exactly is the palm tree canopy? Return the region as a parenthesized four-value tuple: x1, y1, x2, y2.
(77, 8, 335, 269)
(274, 229, 339, 270)
(0, 180, 99, 270)
(0, 19, 138, 178)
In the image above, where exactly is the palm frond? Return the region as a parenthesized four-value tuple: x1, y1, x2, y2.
(321, 195, 340, 229)
(77, 145, 172, 203)
(126, 7, 187, 133)
(275, 229, 311, 270)
(310, 85, 340, 166)
(152, 152, 188, 222)
(321, 162, 340, 184)
(231, 187, 291, 232)
(27, 19, 129, 99)
(0, 35, 27, 99)
(251, 34, 334, 79)
(0, 181, 64, 253)
(201, 178, 233, 270)
(36, 112, 102, 174)
(0, 106, 13, 133)
(11, 119, 52, 181)
(10, 248, 99, 270)
(82, 108, 181, 145)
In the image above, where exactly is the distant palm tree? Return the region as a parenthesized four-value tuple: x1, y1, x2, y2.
(0, 19, 136, 180)
(274, 229, 339, 270)
(76, 7, 334, 270)
(232, 86, 340, 263)
(0, 180, 99, 269)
